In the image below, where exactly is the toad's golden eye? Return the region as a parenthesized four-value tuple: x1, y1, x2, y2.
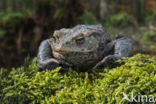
(76, 36, 85, 45)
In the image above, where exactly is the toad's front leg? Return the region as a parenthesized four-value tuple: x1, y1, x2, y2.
(37, 39, 71, 72)
(92, 35, 133, 69)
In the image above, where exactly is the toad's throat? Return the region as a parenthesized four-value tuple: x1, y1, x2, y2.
(53, 48, 105, 67)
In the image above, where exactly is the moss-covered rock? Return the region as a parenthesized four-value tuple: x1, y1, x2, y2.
(0, 54, 156, 104)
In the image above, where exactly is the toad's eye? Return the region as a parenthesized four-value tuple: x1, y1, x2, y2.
(76, 36, 85, 45)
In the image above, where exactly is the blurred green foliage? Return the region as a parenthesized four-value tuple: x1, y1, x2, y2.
(79, 11, 99, 25)
(105, 12, 136, 28)
(0, 0, 156, 69)
(0, 29, 6, 38)
(0, 0, 84, 68)
(142, 31, 156, 44)
(1, 12, 27, 26)
(145, 12, 156, 25)
(0, 54, 156, 103)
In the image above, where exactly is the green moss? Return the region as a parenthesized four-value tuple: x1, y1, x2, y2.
(0, 54, 156, 104)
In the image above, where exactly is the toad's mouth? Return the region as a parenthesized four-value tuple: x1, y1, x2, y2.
(53, 46, 98, 54)
(52, 43, 99, 54)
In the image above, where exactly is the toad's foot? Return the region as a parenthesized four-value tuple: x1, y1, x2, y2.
(38, 61, 70, 73)
(92, 55, 121, 69)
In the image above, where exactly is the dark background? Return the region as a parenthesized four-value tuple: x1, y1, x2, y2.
(0, 0, 156, 69)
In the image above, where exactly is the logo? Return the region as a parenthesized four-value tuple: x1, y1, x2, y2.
(121, 92, 155, 103)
